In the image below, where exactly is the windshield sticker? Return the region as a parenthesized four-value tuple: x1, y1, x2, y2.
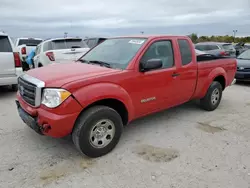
(128, 40, 145, 45)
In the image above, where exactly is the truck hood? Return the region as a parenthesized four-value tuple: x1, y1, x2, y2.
(27, 62, 121, 87)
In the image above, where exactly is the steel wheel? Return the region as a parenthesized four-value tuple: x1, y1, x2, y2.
(89, 119, 115, 148)
(211, 88, 220, 105)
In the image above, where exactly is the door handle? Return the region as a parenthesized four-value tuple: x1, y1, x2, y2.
(172, 73, 180, 77)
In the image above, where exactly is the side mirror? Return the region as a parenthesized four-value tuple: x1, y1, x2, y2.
(140, 59, 163, 72)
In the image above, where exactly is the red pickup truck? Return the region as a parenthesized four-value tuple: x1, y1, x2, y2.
(16, 35, 236, 158)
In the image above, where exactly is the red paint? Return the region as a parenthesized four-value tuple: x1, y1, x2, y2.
(18, 35, 237, 138)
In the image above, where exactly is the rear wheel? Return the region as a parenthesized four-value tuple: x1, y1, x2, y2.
(72, 105, 123, 158)
(200, 81, 222, 111)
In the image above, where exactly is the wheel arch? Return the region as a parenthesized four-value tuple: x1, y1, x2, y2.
(200, 67, 227, 98)
(76, 98, 129, 126)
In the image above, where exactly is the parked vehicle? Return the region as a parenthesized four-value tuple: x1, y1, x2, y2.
(16, 35, 236, 158)
(234, 42, 250, 56)
(235, 49, 250, 81)
(0, 32, 22, 90)
(84, 37, 107, 48)
(195, 42, 236, 57)
(245, 43, 250, 49)
(195, 49, 206, 55)
(33, 37, 90, 68)
(15, 38, 43, 66)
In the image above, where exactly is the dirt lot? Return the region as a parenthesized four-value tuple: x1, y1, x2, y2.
(0, 84, 250, 188)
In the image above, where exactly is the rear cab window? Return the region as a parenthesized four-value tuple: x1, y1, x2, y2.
(178, 39, 192, 65)
(51, 38, 88, 50)
(18, 39, 42, 46)
(0, 36, 12, 52)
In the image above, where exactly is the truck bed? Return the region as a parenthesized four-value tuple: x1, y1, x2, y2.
(193, 57, 236, 99)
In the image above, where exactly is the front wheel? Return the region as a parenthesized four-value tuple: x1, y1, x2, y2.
(200, 81, 222, 111)
(72, 106, 123, 158)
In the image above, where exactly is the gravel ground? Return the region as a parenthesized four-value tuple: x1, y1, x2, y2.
(0, 83, 250, 188)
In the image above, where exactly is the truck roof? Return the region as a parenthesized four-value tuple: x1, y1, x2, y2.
(110, 35, 190, 40)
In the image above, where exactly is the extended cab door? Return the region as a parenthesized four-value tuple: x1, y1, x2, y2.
(0, 36, 15, 76)
(132, 39, 182, 117)
(174, 38, 197, 103)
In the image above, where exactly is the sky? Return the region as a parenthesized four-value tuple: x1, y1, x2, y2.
(0, 0, 250, 39)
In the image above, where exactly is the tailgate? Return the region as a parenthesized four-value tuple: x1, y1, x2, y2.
(54, 48, 89, 61)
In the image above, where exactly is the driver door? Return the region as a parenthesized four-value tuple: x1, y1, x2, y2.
(131, 40, 181, 117)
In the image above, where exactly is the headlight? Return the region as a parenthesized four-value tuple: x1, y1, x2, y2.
(42, 88, 71, 108)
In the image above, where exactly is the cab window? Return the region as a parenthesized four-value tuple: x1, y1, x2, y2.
(140, 40, 174, 69)
(178, 39, 192, 65)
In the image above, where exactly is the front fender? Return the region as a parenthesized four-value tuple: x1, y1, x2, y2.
(72, 83, 135, 121)
(200, 67, 227, 98)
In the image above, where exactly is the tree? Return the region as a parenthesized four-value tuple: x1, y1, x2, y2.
(195, 35, 250, 43)
(189, 33, 198, 43)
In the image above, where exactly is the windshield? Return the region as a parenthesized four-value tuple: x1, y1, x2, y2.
(237, 49, 250, 60)
(80, 38, 147, 69)
(195, 45, 207, 51)
(52, 39, 88, 50)
(222, 44, 234, 50)
(18, 39, 42, 46)
(245, 44, 250, 49)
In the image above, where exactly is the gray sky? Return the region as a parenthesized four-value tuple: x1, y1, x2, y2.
(1, 0, 250, 39)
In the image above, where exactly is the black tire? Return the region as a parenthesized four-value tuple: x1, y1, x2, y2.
(21, 61, 30, 71)
(38, 63, 43, 67)
(11, 84, 18, 92)
(200, 81, 222, 111)
(72, 105, 123, 158)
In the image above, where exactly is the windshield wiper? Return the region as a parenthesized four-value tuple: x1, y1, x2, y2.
(77, 59, 89, 63)
(77, 59, 112, 68)
(88, 60, 111, 68)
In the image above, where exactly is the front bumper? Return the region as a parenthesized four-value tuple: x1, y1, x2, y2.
(235, 71, 250, 81)
(16, 93, 82, 138)
(16, 100, 43, 135)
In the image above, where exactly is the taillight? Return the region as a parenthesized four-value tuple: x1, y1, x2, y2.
(46, 52, 55, 61)
(21, 47, 26, 55)
(220, 51, 226, 56)
(13, 52, 21, 67)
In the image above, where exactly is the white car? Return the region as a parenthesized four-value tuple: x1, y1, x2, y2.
(0, 32, 23, 90)
(15, 37, 43, 62)
(33, 37, 90, 68)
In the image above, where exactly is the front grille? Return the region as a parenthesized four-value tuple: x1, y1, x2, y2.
(237, 67, 250, 72)
(18, 77, 36, 106)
